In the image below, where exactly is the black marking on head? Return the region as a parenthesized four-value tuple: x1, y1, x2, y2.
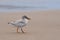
(22, 15, 30, 20)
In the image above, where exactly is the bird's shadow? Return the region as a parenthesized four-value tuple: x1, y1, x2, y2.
(6, 31, 32, 35)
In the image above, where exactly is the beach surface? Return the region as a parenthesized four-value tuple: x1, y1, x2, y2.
(0, 10, 60, 40)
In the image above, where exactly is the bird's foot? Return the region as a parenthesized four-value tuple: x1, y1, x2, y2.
(22, 31, 25, 33)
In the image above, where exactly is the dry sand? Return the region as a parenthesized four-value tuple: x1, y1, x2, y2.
(0, 10, 60, 40)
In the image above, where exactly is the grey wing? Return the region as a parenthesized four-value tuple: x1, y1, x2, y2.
(17, 21, 26, 27)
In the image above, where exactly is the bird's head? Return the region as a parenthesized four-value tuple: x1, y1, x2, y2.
(22, 15, 31, 20)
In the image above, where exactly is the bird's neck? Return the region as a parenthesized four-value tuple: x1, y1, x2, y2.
(23, 18, 29, 23)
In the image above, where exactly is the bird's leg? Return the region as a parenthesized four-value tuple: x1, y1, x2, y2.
(21, 28, 24, 33)
(17, 27, 19, 33)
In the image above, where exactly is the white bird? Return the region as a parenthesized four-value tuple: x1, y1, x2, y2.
(8, 15, 31, 33)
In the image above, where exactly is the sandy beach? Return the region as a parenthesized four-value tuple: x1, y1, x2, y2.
(0, 10, 60, 40)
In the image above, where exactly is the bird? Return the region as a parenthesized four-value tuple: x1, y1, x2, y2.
(8, 15, 31, 33)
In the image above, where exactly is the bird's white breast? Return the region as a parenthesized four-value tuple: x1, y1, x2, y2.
(24, 19, 29, 24)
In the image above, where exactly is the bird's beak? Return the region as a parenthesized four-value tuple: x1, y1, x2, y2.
(28, 18, 31, 20)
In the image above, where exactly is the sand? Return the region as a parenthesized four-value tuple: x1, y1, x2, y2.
(0, 10, 60, 40)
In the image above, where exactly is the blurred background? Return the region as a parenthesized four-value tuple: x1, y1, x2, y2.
(0, 0, 60, 12)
